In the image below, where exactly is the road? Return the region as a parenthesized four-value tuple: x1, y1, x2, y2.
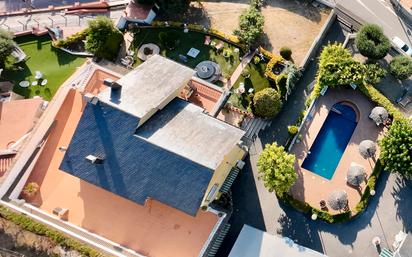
(338, 0, 412, 45)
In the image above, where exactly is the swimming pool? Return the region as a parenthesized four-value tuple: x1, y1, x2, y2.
(302, 102, 358, 180)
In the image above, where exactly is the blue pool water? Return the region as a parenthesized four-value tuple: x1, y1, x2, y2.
(302, 102, 357, 180)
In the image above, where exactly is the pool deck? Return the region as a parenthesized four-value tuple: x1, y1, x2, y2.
(290, 88, 384, 213)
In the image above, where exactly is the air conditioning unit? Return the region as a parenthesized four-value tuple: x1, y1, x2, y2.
(236, 160, 245, 169)
(85, 154, 104, 164)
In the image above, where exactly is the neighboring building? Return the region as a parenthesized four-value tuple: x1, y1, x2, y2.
(7, 56, 246, 257)
(0, 98, 43, 181)
(229, 225, 328, 257)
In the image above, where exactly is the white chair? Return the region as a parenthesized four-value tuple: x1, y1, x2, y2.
(41, 79, 48, 86)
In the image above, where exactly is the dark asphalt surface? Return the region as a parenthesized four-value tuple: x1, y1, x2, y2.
(216, 19, 348, 257)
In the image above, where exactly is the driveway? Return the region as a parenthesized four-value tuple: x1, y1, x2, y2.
(216, 19, 412, 257)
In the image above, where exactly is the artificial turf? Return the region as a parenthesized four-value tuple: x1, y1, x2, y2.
(3, 35, 86, 100)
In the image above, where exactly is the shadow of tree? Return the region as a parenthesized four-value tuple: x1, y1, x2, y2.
(391, 176, 412, 232)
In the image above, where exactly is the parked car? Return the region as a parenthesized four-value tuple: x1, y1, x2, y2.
(392, 36, 412, 56)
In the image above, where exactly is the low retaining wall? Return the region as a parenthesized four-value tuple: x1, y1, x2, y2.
(299, 10, 337, 70)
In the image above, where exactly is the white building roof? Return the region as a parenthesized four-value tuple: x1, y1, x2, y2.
(229, 225, 328, 257)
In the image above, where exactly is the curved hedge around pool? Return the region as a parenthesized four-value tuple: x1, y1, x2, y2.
(280, 151, 384, 223)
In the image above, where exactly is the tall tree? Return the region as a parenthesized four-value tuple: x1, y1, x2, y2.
(234, 7, 264, 46)
(379, 119, 412, 179)
(257, 142, 297, 196)
(0, 29, 15, 68)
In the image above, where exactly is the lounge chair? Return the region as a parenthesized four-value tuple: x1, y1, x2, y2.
(396, 89, 412, 108)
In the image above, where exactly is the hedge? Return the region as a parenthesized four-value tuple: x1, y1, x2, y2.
(357, 83, 404, 121)
(265, 55, 286, 81)
(0, 205, 104, 257)
(279, 160, 384, 223)
(150, 21, 243, 47)
(355, 159, 384, 213)
(54, 29, 89, 48)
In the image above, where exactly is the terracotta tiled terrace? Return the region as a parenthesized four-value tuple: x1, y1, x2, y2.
(290, 88, 384, 213)
(23, 67, 220, 257)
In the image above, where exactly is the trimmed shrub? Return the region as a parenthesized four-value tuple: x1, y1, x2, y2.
(287, 125, 299, 136)
(279, 46, 292, 60)
(355, 24, 390, 59)
(364, 63, 386, 85)
(253, 88, 282, 118)
(264, 55, 285, 81)
(312, 209, 352, 223)
(389, 55, 412, 80)
(275, 73, 288, 97)
(279, 193, 311, 213)
(234, 7, 265, 46)
(253, 55, 261, 64)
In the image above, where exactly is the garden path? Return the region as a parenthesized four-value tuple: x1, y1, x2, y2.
(224, 51, 254, 90)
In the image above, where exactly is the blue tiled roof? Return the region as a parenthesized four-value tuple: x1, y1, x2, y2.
(59, 101, 213, 216)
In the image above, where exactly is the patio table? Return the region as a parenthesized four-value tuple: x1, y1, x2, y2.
(19, 81, 30, 88)
(187, 48, 200, 58)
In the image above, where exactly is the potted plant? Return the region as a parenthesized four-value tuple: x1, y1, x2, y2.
(22, 182, 39, 199)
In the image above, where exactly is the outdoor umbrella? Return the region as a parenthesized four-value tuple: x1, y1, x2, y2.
(327, 190, 348, 211)
(358, 140, 377, 159)
(369, 106, 388, 124)
(347, 165, 366, 187)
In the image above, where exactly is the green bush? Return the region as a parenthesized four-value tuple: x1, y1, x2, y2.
(253, 88, 282, 118)
(379, 119, 412, 178)
(253, 55, 261, 64)
(355, 24, 390, 60)
(312, 209, 352, 223)
(159, 31, 180, 50)
(275, 73, 288, 97)
(234, 7, 265, 46)
(364, 63, 386, 85)
(287, 125, 299, 136)
(0, 205, 103, 257)
(0, 28, 15, 68)
(250, 0, 264, 8)
(279, 193, 311, 213)
(258, 143, 297, 196)
(357, 83, 404, 121)
(286, 63, 302, 93)
(389, 55, 412, 80)
(279, 46, 292, 60)
(318, 44, 365, 88)
(85, 16, 123, 60)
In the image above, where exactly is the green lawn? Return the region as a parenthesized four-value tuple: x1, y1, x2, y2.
(3, 35, 86, 100)
(131, 28, 242, 77)
(228, 61, 274, 110)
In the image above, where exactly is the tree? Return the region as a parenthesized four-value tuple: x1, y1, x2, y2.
(85, 16, 123, 60)
(234, 7, 265, 46)
(379, 119, 412, 178)
(253, 88, 282, 118)
(355, 24, 390, 60)
(257, 142, 297, 196)
(279, 46, 292, 60)
(0, 29, 15, 68)
(318, 43, 365, 88)
(389, 55, 412, 80)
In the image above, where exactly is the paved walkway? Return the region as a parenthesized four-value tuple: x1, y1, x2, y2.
(0, 7, 124, 33)
(224, 51, 255, 90)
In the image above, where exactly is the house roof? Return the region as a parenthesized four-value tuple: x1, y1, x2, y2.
(98, 55, 195, 120)
(229, 225, 328, 257)
(136, 98, 244, 169)
(60, 100, 214, 216)
(0, 98, 43, 149)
